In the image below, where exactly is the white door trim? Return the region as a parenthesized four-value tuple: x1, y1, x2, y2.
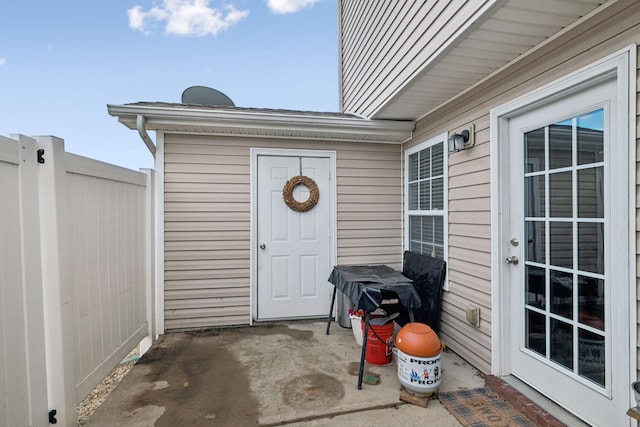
(489, 46, 636, 417)
(250, 147, 337, 323)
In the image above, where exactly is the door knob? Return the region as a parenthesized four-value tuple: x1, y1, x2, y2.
(259, 243, 266, 249)
(505, 256, 519, 265)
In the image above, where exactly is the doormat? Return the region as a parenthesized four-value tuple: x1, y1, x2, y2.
(438, 388, 535, 427)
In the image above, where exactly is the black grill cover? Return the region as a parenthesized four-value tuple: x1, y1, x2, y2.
(398, 251, 446, 332)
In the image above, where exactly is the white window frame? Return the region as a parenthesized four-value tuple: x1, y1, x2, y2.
(404, 132, 449, 289)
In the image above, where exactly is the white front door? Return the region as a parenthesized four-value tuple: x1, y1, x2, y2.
(503, 75, 630, 426)
(256, 154, 333, 320)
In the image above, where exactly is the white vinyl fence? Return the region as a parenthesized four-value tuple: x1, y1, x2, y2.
(0, 134, 154, 427)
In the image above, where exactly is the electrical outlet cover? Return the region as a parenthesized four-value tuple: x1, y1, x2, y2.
(466, 306, 479, 325)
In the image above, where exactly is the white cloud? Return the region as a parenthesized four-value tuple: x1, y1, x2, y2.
(0, 58, 5, 66)
(267, 0, 321, 14)
(128, 0, 249, 37)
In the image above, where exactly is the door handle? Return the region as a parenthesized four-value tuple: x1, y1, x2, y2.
(259, 243, 266, 250)
(505, 256, 519, 265)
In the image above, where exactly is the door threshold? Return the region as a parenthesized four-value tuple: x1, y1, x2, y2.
(498, 375, 590, 427)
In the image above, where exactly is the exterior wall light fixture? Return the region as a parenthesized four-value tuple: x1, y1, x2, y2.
(448, 124, 475, 153)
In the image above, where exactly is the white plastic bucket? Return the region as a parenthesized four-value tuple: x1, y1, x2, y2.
(396, 348, 441, 395)
(350, 315, 363, 346)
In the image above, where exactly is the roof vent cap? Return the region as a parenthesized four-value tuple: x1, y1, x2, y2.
(181, 86, 235, 107)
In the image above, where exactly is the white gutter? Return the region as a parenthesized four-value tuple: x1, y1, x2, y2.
(136, 115, 156, 156)
(108, 104, 415, 144)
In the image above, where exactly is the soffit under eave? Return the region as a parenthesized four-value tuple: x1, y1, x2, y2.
(371, 0, 613, 121)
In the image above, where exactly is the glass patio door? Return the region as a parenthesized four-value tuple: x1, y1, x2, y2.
(505, 76, 629, 426)
(521, 107, 606, 387)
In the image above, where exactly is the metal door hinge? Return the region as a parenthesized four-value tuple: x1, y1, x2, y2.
(49, 409, 57, 424)
(37, 149, 45, 164)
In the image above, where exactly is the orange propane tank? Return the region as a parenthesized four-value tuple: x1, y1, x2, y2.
(395, 322, 442, 395)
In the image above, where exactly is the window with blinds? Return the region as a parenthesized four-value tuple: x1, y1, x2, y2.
(405, 135, 447, 260)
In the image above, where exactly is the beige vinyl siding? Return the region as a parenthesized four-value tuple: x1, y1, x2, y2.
(164, 134, 402, 330)
(337, 145, 403, 268)
(403, 1, 640, 374)
(339, 0, 494, 117)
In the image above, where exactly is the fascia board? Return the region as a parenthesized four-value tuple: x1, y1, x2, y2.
(107, 104, 415, 142)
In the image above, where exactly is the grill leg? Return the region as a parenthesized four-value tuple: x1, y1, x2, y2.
(357, 311, 370, 390)
(326, 286, 337, 335)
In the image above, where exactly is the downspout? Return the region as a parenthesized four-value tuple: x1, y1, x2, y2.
(136, 113, 160, 338)
(136, 115, 156, 156)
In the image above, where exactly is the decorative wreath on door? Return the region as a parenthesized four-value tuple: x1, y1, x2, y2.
(282, 175, 319, 212)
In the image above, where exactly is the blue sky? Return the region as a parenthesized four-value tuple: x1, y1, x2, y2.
(0, 0, 338, 170)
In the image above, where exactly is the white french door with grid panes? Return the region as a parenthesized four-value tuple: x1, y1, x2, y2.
(405, 133, 447, 262)
(504, 73, 630, 426)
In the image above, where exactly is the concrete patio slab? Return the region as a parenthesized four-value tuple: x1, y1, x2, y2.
(84, 321, 484, 426)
